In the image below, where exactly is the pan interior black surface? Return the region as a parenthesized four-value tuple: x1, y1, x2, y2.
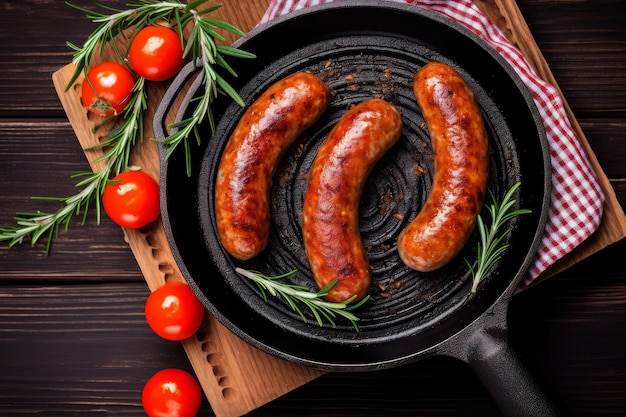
(159, 2, 550, 371)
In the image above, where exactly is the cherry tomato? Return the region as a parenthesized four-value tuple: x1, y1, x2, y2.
(142, 368, 202, 417)
(102, 170, 160, 229)
(81, 61, 135, 117)
(145, 281, 204, 341)
(129, 26, 185, 81)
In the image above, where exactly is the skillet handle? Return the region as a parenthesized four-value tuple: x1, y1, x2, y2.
(465, 327, 567, 417)
(153, 58, 205, 162)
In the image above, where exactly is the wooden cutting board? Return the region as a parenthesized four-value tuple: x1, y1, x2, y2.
(51, 1, 626, 416)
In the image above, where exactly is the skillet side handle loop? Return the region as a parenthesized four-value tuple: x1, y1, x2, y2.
(467, 327, 566, 417)
(153, 58, 205, 163)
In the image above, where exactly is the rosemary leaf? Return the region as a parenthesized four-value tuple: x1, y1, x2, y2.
(193, 3, 221, 14)
(217, 45, 256, 59)
(186, 0, 212, 12)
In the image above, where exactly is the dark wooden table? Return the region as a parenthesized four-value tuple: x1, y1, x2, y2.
(1, 1, 625, 416)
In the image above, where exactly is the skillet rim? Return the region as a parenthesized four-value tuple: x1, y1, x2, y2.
(156, 0, 552, 371)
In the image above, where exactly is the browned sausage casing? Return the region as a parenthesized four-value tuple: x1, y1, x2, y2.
(397, 62, 489, 272)
(216, 72, 330, 261)
(303, 99, 403, 302)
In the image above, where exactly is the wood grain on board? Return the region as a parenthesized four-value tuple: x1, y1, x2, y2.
(51, 0, 626, 416)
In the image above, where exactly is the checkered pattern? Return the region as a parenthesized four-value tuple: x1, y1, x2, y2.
(260, 0, 605, 287)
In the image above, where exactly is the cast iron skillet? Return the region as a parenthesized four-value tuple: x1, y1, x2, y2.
(155, 2, 562, 416)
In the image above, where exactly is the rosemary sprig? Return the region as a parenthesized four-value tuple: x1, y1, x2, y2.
(1, 1, 253, 253)
(64, 0, 204, 89)
(161, 43, 253, 176)
(65, 0, 255, 175)
(466, 182, 531, 293)
(0, 77, 147, 254)
(235, 268, 370, 332)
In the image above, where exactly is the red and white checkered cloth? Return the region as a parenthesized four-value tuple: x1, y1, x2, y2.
(260, 0, 605, 287)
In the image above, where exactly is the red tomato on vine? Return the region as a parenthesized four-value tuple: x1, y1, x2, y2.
(144, 281, 205, 341)
(129, 26, 185, 81)
(81, 61, 135, 117)
(102, 170, 160, 229)
(142, 368, 202, 417)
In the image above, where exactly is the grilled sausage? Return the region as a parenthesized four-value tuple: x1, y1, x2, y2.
(215, 72, 330, 261)
(303, 99, 403, 302)
(397, 62, 489, 272)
